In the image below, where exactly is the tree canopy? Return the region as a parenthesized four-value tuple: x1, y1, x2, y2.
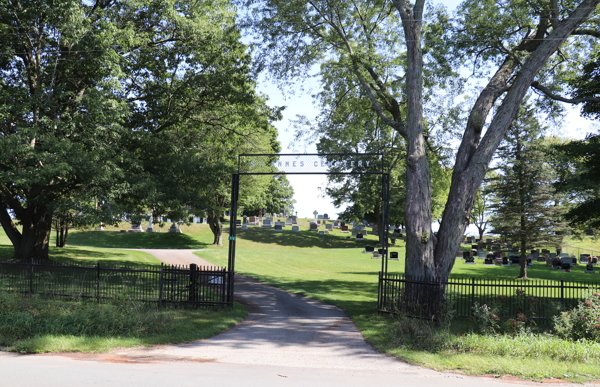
(240, 0, 600, 284)
(0, 0, 281, 257)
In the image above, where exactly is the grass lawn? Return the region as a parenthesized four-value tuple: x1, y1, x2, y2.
(3, 223, 600, 381)
(0, 225, 246, 353)
(193, 225, 600, 383)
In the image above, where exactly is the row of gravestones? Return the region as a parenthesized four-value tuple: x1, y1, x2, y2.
(363, 245, 399, 260)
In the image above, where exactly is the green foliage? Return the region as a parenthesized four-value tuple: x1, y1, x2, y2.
(488, 104, 568, 277)
(555, 133, 600, 228)
(553, 292, 600, 342)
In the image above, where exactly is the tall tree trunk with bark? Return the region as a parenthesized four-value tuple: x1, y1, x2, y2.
(11, 205, 53, 261)
(207, 211, 223, 246)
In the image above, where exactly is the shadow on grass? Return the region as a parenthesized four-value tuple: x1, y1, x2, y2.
(237, 271, 379, 316)
(50, 246, 159, 267)
(236, 227, 379, 249)
(67, 231, 210, 249)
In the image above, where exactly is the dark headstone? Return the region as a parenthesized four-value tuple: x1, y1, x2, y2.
(484, 258, 494, 265)
(511, 256, 520, 264)
(365, 245, 375, 252)
(463, 251, 471, 259)
(587, 263, 594, 272)
(502, 257, 509, 265)
(390, 252, 399, 259)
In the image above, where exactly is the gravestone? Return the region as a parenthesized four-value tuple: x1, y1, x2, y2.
(317, 214, 324, 220)
(262, 219, 272, 227)
(593, 257, 599, 264)
(319, 230, 327, 236)
(325, 224, 333, 231)
(275, 224, 283, 232)
(356, 233, 364, 240)
(586, 263, 596, 273)
(317, 219, 321, 224)
(390, 252, 399, 260)
(465, 256, 475, 264)
(333, 221, 340, 228)
(310, 222, 319, 231)
(352, 228, 368, 236)
(341, 225, 349, 232)
(477, 250, 486, 258)
(527, 258, 533, 266)
(552, 258, 561, 269)
(502, 257, 509, 266)
(241, 223, 248, 230)
(286, 218, 293, 226)
(561, 262, 571, 272)
(323, 213, 329, 219)
(581, 254, 590, 264)
(364, 245, 375, 253)
(463, 251, 471, 259)
(236, 219, 242, 226)
(168, 223, 182, 233)
(484, 257, 494, 265)
(292, 225, 300, 232)
(129, 223, 144, 232)
(511, 256, 520, 265)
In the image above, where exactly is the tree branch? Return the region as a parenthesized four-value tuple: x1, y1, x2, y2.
(531, 81, 600, 104)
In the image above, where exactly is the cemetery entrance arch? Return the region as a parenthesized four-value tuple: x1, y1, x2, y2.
(227, 153, 391, 309)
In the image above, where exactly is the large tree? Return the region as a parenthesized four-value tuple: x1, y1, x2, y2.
(242, 0, 600, 286)
(488, 105, 567, 278)
(0, 0, 270, 258)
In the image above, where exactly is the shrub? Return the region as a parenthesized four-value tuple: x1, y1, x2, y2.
(472, 302, 501, 334)
(553, 292, 600, 342)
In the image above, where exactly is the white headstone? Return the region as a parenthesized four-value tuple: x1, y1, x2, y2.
(292, 226, 300, 232)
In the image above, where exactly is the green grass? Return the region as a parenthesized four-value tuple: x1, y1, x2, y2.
(64, 223, 215, 249)
(4, 224, 600, 381)
(192, 226, 600, 382)
(0, 291, 247, 353)
(0, 225, 247, 354)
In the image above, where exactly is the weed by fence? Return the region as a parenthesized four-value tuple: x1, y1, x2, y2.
(0, 258, 233, 308)
(378, 273, 600, 322)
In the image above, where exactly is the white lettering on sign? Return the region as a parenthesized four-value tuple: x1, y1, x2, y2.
(248, 158, 376, 170)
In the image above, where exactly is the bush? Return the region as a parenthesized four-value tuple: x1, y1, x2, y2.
(553, 292, 600, 342)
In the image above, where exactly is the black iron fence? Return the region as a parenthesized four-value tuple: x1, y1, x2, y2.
(378, 273, 600, 322)
(0, 258, 233, 308)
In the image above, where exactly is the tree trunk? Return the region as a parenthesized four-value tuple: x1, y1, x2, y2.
(12, 205, 53, 261)
(431, 0, 598, 281)
(207, 212, 222, 246)
(396, 1, 436, 282)
(519, 233, 528, 279)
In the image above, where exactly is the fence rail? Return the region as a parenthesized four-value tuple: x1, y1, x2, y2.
(378, 273, 600, 322)
(0, 258, 233, 308)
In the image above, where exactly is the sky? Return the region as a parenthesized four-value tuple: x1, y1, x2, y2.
(251, 2, 598, 226)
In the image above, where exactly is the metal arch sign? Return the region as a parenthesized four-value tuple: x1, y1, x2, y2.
(238, 153, 384, 175)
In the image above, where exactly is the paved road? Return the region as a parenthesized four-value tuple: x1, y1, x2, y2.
(1, 249, 598, 386)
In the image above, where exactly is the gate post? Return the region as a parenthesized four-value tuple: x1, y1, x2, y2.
(227, 173, 239, 306)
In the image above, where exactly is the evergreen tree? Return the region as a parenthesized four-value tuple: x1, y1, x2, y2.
(489, 106, 567, 278)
